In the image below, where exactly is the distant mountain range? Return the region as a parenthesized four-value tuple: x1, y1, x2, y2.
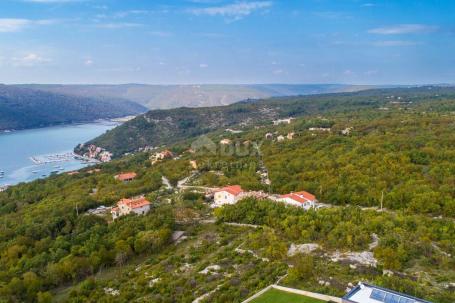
(0, 83, 390, 132)
(16, 84, 377, 110)
(0, 85, 147, 131)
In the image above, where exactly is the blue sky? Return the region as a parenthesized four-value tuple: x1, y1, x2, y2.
(0, 0, 454, 84)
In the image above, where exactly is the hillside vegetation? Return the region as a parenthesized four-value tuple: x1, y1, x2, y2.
(0, 86, 454, 302)
(0, 85, 147, 131)
(81, 86, 455, 157)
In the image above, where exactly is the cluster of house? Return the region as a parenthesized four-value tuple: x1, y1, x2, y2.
(212, 185, 320, 210)
(265, 132, 295, 142)
(309, 127, 331, 132)
(83, 144, 113, 162)
(107, 169, 319, 220)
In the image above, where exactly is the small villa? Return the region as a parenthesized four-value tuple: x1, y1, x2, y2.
(111, 196, 151, 220)
(277, 191, 317, 210)
(212, 185, 244, 207)
(114, 172, 137, 182)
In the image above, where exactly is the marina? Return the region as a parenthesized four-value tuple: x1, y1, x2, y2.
(0, 121, 117, 186)
(30, 152, 79, 165)
(29, 152, 99, 165)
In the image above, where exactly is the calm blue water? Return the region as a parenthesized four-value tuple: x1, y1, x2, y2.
(0, 122, 118, 186)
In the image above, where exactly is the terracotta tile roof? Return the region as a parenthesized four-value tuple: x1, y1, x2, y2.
(216, 185, 243, 196)
(115, 172, 137, 181)
(281, 191, 316, 203)
(118, 197, 151, 209)
(119, 198, 148, 208)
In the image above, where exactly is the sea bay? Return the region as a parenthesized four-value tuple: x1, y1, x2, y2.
(0, 122, 118, 186)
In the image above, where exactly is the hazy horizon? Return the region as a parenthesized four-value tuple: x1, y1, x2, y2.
(3, 82, 454, 86)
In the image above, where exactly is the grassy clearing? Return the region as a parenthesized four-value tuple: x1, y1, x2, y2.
(250, 288, 327, 303)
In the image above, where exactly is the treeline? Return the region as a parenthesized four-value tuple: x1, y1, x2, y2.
(0, 85, 146, 131)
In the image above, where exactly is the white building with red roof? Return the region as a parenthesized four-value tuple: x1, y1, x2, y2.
(213, 185, 244, 207)
(114, 172, 137, 182)
(111, 196, 151, 219)
(277, 191, 317, 210)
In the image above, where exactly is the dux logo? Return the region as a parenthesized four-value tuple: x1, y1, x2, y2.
(191, 135, 217, 155)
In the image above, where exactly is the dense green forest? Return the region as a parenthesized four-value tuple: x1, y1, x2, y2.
(0, 87, 455, 302)
(0, 85, 146, 131)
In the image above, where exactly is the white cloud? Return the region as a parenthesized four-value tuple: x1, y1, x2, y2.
(113, 10, 150, 18)
(95, 22, 142, 29)
(84, 59, 93, 66)
(0, 18, 57, 32)
(372, 40, 419, 47)
(190, 1, 272, 20)
(0, 19, 30, 32)
(199, 63, 208, 68)
(12, 53, 51, 66)
(368, 24, 438, 35)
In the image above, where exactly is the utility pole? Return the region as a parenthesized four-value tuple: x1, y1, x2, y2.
(380, 191, 384, 211)
(76, 203, 79, 217)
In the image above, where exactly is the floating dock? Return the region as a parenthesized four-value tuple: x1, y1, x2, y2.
(30, 152, 99, 165)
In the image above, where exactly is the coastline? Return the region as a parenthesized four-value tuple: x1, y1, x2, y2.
(0, 121, 121, 187)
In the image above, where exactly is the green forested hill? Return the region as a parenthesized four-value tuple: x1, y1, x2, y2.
(0, 86, 455, 302)
(0, 85, 147, 131)
(82, 85, 455, 157)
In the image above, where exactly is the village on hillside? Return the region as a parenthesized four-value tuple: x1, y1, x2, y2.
(61, 115, 443, 303)
(83, 117, 339, 220)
